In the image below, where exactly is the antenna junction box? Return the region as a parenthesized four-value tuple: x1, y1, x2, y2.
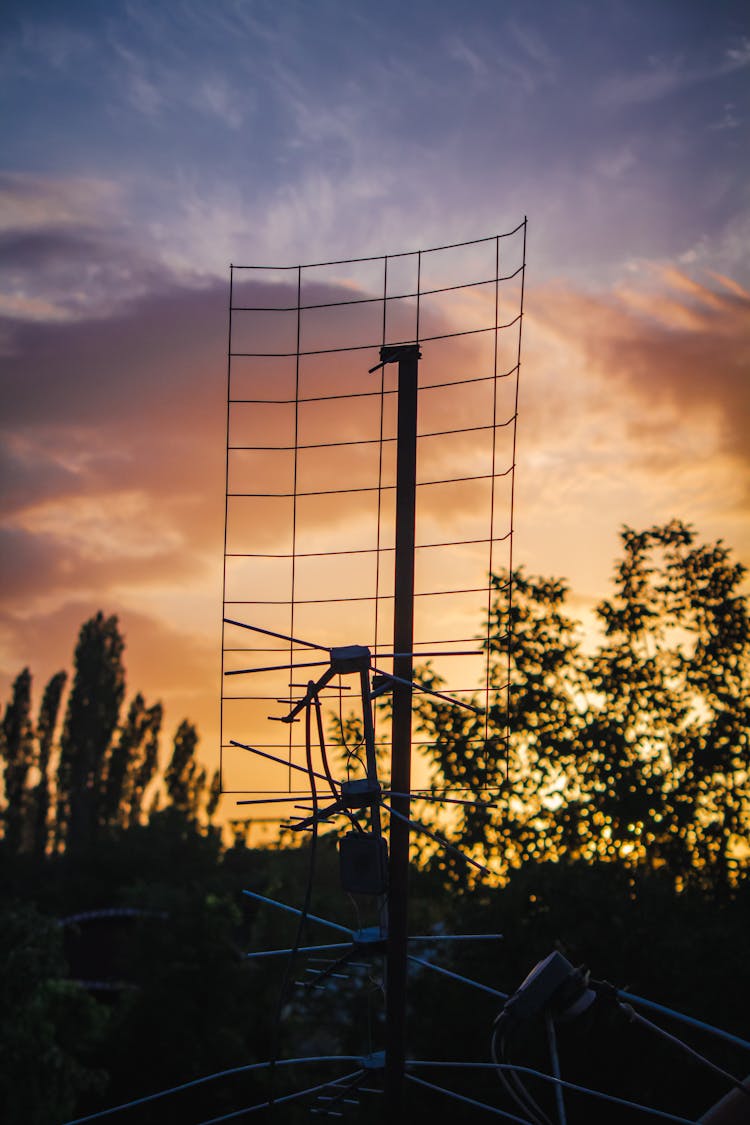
(496, 951, 594, 1032)
(330, 645, 371, 674)
(340, 832, 388, 896)
(341, 778, 381, 808)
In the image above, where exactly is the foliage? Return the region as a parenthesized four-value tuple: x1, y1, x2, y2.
(1, 668, 35, 853)
(0, 525, 748, 1120)
(417, 521, 750, 890)
(0, 901, 106, 1124)
(55, 612, 126, 853)
(33, 672, 67, 859)
(165, 719, 207, 820)
(0, 611, 220, 858)
(100, 693, 162, 833)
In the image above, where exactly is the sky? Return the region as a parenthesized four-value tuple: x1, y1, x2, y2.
(1, 0, 749, 797)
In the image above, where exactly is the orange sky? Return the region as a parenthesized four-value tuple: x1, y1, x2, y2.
(2, 248, 748, 814)
(2, 3, 749, 822)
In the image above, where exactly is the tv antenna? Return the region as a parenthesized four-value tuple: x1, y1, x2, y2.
(63, 221, 750, 1125)
(221, 227, 527, 1116)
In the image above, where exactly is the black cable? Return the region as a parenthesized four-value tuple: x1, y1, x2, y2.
(313, 690, 363, 834)
(267, 694, 320, 1116)
(335, 689, 367, 782)
(313, 690, 339, 803)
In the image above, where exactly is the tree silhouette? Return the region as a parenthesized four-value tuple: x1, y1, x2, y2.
(0, 901, 105, 1124)
(165, 719, 214, 821)
(1, 669, 35, 854)
(577, 520, 750, 886)
(32, 671, 67, 859)
(418, 521, 750, 890)
(101, 693, 162, 832)
(55, 613, 126, 854)
(0, 611, 218, 857)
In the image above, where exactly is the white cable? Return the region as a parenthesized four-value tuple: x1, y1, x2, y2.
(619, 989, 750, 1053)
(408, 953, 508, 999)
(198, 1070, 364, 1123)
(490, 1027, 552, 1125)
(406, 1072, 532, 1121)
(545, 1014, 567, 1125)
(620, 1002, 750, 1099)
(412, 1059, 697, 1124)
(63, 1057, 363, 1123)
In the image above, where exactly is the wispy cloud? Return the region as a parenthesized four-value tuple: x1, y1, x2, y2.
(599, 35, 750, 106)
(0, 174, 191, 320)
(530, 265, 750, 472)
(2, 240, 748, 753)
(710, 102, 742, 131)
(0, 173, 122, 235)
(0, 17, 94, 81)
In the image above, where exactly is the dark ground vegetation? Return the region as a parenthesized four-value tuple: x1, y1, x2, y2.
(2, 522, 748, 1123)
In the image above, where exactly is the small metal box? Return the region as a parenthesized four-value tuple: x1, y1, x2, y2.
(339, 832, 388, 895)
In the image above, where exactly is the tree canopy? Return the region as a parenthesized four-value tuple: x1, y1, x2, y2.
(0, 612, 219, 858)
(0, 523, 748, 1122)
(416, 520, 750, 890)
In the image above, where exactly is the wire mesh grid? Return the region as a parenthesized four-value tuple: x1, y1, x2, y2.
(220, 224, 526, 798)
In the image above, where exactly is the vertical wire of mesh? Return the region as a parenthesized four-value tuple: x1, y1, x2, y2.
(415, 250, 422, 344)
(372, 256, 389, 751)
(219, 264, 234, 789)
(287, 266, 303, 788)
(504, 218, 527, 779)
(482, 235, 502, 786)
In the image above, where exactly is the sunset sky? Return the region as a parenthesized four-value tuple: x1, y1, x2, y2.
(1, 1, 748, 796)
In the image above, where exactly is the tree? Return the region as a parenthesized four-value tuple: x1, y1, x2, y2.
(32, 671, 67, 859)
(56, 614, 126, 854)
(573, 520, 750, 888)
(1, 669, 35, 853)
(417, 522, 750, 890)
(206, 768, 222, 825)
(165, 720, 207, 820)
(0, 901, 105, 1123)
(100, 694, 162, 832)
(2, 611, 219, 855)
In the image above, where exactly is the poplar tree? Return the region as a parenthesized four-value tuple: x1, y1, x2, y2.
(1, 668, 35, 853)
(101, 694, 162, 831)
(32, 671, 67, 859)
(165, 720, 207, 819)
(56, 613, 125, 854)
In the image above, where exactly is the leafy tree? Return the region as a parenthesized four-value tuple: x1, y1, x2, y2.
(206, 768, 222, 825)
(101, 694, 162, 832)
(56, 613, 126, 854)
(32, 671, 67, 859)
(2, 612, 218, 855)
(0, 901, 105, 1123)
(1, 669, 35, 854)
(165, 720, 208, 820)
(417, 522, 750, 890)
(574, 520, 750, 888)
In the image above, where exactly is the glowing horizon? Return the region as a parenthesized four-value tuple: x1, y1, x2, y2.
(1, 2, 748, 821)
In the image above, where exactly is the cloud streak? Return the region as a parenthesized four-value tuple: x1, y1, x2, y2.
(599, 34, 750, 106)
(3, 224, 746, 753)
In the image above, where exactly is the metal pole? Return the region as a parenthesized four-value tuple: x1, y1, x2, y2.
(383, 343, 421, 1118)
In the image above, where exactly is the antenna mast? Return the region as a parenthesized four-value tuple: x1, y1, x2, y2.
(378, 343, 421, 1113)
